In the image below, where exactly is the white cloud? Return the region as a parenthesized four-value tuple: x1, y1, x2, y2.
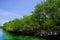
(0, 19, 9, 26)
(0, 9, 22, 18)
(0, 9, 23, 26)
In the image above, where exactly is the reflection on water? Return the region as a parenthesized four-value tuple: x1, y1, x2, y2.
(0, 29, 2, 40)
(0, 29, 43, 40)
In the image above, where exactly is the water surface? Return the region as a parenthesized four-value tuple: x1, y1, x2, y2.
(0, 29, 44, 40)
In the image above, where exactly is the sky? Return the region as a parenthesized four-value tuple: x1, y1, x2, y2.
(0, 0, 44, 26)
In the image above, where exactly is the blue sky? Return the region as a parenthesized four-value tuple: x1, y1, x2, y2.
(0, 0, 44, 26)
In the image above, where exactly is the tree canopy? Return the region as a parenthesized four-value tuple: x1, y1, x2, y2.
(3, 0, 60, 33)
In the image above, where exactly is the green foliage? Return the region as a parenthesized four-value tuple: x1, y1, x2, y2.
(3, 15, 39, 31)
(3, 0, 60, 32)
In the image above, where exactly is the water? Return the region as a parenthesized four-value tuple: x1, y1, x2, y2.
(0, 29, 3, 40)
(0, 29, 44, 40)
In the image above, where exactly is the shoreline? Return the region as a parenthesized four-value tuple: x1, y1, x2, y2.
(3, 29, 60, 40)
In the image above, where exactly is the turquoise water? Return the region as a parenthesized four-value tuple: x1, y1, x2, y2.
(0, 29, 45, 40)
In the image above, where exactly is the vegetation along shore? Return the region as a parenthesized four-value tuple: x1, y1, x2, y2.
(1, 0, 60, 40)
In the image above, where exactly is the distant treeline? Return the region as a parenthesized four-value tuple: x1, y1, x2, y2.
(0, 26, 2, 28)
(3, 0, 60, 33)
